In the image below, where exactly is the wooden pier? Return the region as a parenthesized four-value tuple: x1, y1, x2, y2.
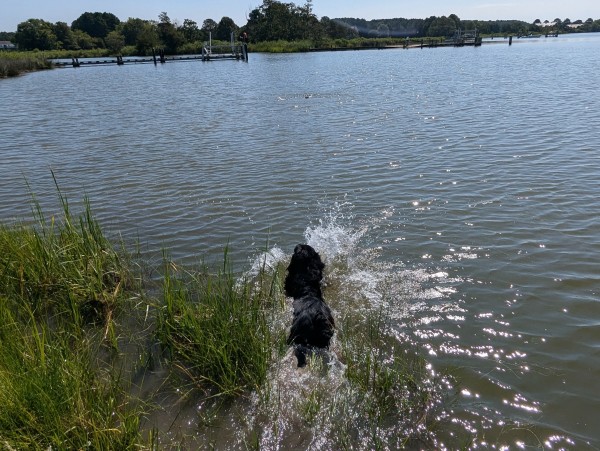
(54, 42, 248, 68)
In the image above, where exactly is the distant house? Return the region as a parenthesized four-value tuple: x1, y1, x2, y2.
(0, 41, 16, 50)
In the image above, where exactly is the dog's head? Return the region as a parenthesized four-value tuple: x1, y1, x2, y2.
(284, 244, 325, 298)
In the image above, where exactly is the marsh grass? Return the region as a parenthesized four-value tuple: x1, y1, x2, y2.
(0, 181, 132, 333)
(248, 37, 420, 53)
(0, 52, 53, 77)
(0, 184, 151, 448)
(0, 300, 145, 449)
(157, 249, 287, 399)
(249, 39, 314, 53)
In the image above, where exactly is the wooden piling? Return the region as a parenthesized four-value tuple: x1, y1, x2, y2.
(509, 36, 513, 45)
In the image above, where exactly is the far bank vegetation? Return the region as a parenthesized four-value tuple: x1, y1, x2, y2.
(2, 0, 600, 57)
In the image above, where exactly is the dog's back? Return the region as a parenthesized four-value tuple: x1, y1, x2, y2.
(288, 296, 335, 348)
(285, 244, 335, 367)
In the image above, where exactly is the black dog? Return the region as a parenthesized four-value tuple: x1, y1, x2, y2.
(285, 244, 335, 367)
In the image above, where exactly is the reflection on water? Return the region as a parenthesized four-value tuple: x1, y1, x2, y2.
(1, 33, 600, 448)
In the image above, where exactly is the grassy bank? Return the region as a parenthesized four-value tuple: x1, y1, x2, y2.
(0, 49, 113, 78)
(249, 36, 424, 53)
(0, 190, 452, 448)
(0, 189, 145, 447)
(0, 301, 145, 448)
(0, 52, 53, 78)
(0, 37, 437, 77)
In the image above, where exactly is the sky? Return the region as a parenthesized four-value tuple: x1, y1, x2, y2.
(2, 0, 599, 32)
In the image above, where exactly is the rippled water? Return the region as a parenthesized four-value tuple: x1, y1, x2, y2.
(2, 33, 600, 448)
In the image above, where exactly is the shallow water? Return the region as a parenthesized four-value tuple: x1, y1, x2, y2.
(2, 33, 600, 448)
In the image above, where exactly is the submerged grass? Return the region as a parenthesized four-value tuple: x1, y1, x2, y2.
(247, 304, 447, 449)
(335, 309, 444, 448)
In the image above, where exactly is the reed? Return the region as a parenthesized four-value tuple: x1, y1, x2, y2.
(0, 181, 132, 333)
(0, 185, 150, 448)
(248, 37, 414, 53)
(157, 249, 287, 399)
(0, 53, 52, 77)
(249, 39, 313, 53)
(0, 300, 145, 449)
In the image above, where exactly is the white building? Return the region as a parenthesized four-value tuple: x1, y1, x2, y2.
(0, 41, 16, 49)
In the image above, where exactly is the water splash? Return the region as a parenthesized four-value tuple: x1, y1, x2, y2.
(244, 245, 286, 279)
(304, 201, 367, 264)
(236, 204, 449, 449)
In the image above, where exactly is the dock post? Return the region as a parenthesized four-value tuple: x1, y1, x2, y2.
(152, 48, 157, 65)
(509, 36, 513, 46)
(159, 49, 165, 63)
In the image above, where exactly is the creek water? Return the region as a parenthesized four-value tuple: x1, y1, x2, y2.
(1, 33, 600, 449)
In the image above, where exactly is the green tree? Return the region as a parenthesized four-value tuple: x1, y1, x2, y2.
(0, 32, 16, 42)
(376, 23, 390, 37)
(105, 30, 125, 53)
(320, 17, 359, 39)
(201, 18, 218, 37)
(158, 12, 171, 25)
(180, 19, 202, 42)
(448, 14, 461, 29)
(136, 22, 159, 54)
(71, 12, 120, 40)
(53, 21, 77, 50)
(118, 18, 146, 46)
(246, 0, 323, 42)
(427, 16, 457, 37)
(215, 16, 238, 41)
(296, 0, 321, 39)
(14, 19, 57, 50)
(72, 29, 96, 49)
(157, 12, 184, 53)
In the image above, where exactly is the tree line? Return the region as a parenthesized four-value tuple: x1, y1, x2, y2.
(336, 15, 600, 38)
(9, 12, 239, 54)
(6, 1, 600, 53)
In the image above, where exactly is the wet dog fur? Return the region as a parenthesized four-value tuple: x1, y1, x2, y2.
(285, 244, 335, 367)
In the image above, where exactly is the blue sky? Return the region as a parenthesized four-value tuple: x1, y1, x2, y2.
(2, 0, 599, 32)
